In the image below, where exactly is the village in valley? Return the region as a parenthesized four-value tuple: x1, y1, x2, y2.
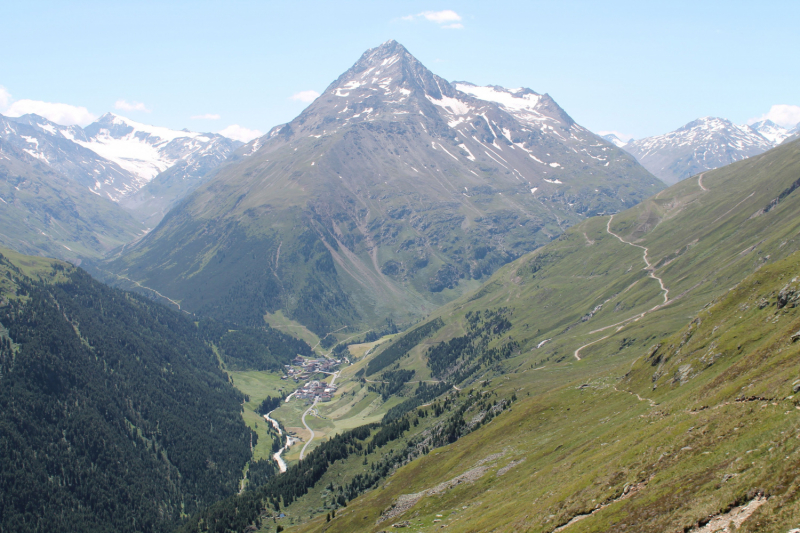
(283, 355, 342, 402)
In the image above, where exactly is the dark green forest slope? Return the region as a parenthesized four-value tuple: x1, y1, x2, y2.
(0, 249, 288, 533)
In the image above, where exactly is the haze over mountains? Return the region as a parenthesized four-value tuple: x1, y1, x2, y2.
(106, 40, 661, 335)
(608, 116, 798, 184)
(3, 33, 800, 533)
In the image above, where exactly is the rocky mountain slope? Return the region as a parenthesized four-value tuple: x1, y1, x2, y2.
(107, 40, 661, 335)
(623, 116, 795, 185)
(1, 114, 134, 200)
(0, 138, 144, 261)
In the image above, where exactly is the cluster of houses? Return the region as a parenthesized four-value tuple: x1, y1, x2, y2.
(283, 355, 340, 381)
(295, 380, 338, 402)
(280, 355, 342, 402)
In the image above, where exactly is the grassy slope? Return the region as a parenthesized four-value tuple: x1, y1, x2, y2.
(283, 140, 800, 532)
(0, 142, 144, 261)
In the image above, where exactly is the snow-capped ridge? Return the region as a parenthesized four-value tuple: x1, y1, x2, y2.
(0, 111, 241, 204)
(78, 113, 238, 187)
(623, 115, 780, 185)
(750, 119, 793, 145)
(601, 133, 629, 148)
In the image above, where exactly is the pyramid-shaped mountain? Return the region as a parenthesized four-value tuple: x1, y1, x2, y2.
(109, 40, 661, 334)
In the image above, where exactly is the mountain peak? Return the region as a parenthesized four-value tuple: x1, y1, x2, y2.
(624, 115, 776, 185)
(324, 39, 444, 99)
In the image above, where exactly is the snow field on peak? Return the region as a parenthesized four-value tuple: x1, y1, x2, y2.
(76, 133, 170, 182)
(455, 83, 542, 112)
(76, 114, 223, 183)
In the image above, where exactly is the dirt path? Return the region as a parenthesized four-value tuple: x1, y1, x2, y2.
(691, 495, 766, 532)
(573, 215, 673, 361)
(613, 386, 656, 407)
(311, 326, 349, 351)
(553, 482, 646, 532)
(574, 334, 611, 361)
(606, 215, 669, 305)
(97, 269, 186, 312)
(697, 172, 708, 192)
(364, 378, 443, 385)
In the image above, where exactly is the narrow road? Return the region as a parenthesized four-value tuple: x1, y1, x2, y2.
(574, 334, 610, 361)
(299, 398, 319, 460)
(297, 370, 340, 460)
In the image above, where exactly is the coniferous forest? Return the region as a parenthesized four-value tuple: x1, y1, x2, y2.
(0, 254, 258, 533)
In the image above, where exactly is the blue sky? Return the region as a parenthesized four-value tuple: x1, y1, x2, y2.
(1, 0, 798, 141)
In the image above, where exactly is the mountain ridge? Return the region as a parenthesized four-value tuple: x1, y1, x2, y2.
(106, 40, 662, 335)
(622, 115, 796, 184)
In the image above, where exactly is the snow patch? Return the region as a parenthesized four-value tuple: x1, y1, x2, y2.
(455, 83, 542, 112)
(426, 94, 472, 116)
(458, 143, 476, 161)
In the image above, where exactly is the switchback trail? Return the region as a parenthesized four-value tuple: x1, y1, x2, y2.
(573, 214, 672, 360)
(606, 214, 669, 305)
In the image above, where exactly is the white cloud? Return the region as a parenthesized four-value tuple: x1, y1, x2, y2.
(420, 10, 461, 23)
(748, 104, 800, 129)
(6, 99, 97, 126)
(597, 130, 634, 142)
(290, 90, 320, 103)
(114, 99, 151, 113)
(191, 113, 221, 120)
(0, 86, 11, 110)
(403, 10, 464, 28)
(219, 124, 263, 143)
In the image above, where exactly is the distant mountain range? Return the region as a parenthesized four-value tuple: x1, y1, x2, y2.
(0, 112, 241, 217)
(106, 40, 661, 335)
(0, 112, 242, 259)
(0, 136, 144, 260)
(605, 117, 799, 184)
